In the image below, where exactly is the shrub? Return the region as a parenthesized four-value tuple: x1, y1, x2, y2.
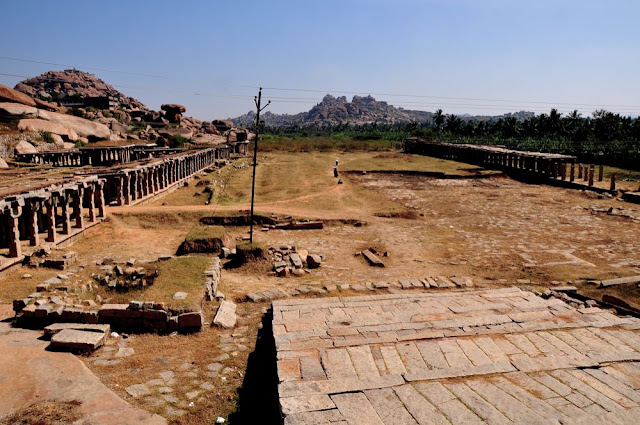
(39, 131, 55, 144)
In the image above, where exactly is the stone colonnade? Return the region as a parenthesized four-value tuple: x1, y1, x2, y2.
(103, 147, 224, 206)
(0, 178, 106, 259)
(404, 138, 612, 188)
(1, 146, 231, 259)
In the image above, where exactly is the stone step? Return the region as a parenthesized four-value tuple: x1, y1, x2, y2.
(44, 323, 110, 337)
(49, 328, 107, 351)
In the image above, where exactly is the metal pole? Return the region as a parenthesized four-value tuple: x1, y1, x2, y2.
(249, 88, 270, 244)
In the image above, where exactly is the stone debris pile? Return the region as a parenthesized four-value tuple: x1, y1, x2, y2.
(91, 262, 159, 292)
(268, 246, 323, 277)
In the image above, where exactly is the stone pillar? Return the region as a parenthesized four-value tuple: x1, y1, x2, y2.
(95, 181, 106, 218)
(115, 175, 125, 206)
(588, 165, 594, 186)
(124, 173, 131, 205)
(27, 199, 41, 246)
(130, 172, 138, 202)
(610, 173, 616, 191)
(73, 187, 84, 229)
(87, 186, 96, 222)
(584, 165, 589, 182)
(60, 193, 71, 235)
(570, 163, 575, 182)
(7, 203, 22, 258)
(153, 167, 159, 193)
(598, 165, 604, 182)
(578, 164, 583, 179)
(45, 196, 57, 243)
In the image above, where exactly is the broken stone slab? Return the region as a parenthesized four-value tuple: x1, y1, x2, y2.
(450, 277, 473, 288)
(246, 292, 267, 302)
(362, 249, 385, 267)
(599, 275, 640, 288)
(49, 328, 107, 352)
(213, 300, 237, 329)
(290, 253, 303, 269)
(553, 285, 578, 292)
(602, 294, 640, 314)
(44, 323, 110, 337)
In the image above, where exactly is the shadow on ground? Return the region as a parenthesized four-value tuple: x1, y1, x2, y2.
(228, 308, 282, 425)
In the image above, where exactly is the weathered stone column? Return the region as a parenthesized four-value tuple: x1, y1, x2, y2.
(27, 199, 42, 246)
(153, 167, 160, 193)
(73, 187, 85, 229)
(610, 173, 616, 191)
(130, 172, 138, 202)
(95, 181, 106, 218)
(8, 202, 23, 258)
(588, 165, 594, 186)
(45, 196, 57, 243)
(86, 185, 96, 222)
(115, 175, 125, 206)
(584, 165, 589, 182)
(124, 173, 132, 205)
(598, 165, 604, 182)
(60, 193, 71, 235)
(570, 162, 575, 182)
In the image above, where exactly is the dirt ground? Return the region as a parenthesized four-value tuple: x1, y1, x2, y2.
(1, 150, 639, 424)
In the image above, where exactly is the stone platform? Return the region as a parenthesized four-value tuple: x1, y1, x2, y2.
(273, 287, 640, 424)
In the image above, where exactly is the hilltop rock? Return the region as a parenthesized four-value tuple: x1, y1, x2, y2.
(161, 104, 186, 113)
(0, 158, 8, 168)
(0, 84, 36, 107)
(15, 70, 146, 111)
(212, 120, 234, 132)
(17, 119, 79, 141)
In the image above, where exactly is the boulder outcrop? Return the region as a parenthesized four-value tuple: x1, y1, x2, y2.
(37, 110, 111, 141)
(0, 84, 36, 107)
(0, 102, 38, 118)
(17, 118, 79, 141)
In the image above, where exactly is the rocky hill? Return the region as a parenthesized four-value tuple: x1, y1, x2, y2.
(15, 70, 147, 111)
(231, 94, 433, 128)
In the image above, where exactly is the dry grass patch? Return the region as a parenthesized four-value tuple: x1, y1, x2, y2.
(0, 400, 83, 425)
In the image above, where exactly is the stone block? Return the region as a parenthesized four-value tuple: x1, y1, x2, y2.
(213, 301, 237, 329)
(143, 309, 168, 321)
(49, 328, 106, 351)
(178, 311, 203, 330)
(45, 322, 108, 334)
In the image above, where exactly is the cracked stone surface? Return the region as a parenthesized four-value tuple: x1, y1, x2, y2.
(273, 288, 640, 424)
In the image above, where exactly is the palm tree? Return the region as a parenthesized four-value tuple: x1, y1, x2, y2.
(433, 109, 445, 131)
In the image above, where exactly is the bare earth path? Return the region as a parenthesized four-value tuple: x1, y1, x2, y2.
(0, 305, 166, 425)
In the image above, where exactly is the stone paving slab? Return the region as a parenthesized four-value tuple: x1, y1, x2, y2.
(273, 287, 640, 424)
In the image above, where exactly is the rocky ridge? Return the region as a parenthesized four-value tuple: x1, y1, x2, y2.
(231, 94, 433, 127)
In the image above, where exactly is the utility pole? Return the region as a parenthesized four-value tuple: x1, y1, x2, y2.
(249, 87, 270, 244)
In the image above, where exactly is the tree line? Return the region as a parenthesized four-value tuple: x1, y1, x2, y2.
(265, 109, 640, 169)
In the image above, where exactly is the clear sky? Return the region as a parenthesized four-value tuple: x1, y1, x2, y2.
(1, 0, 638, 120)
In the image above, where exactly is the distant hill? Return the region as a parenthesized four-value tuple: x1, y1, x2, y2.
(231, 94, 537, 128)
(231, 94, 433, 127)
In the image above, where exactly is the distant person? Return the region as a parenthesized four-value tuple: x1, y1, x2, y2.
(335, 159, 339, 166)
(333, 166, 338, 178)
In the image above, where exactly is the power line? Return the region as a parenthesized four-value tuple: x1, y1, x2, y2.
(0, 56, 166, 78)
(247, 85, 640, 109)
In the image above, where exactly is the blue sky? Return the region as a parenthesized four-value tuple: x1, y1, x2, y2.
(1, 0, 638, 120)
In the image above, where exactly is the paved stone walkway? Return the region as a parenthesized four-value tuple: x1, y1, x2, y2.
(0, 305, 165, 425)
(273, 288, 640, 424)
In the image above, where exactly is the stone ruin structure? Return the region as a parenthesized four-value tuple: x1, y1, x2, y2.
(405, 138, 616, 191)
(0, 145, 232, 274)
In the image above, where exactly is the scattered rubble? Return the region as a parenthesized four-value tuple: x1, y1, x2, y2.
(268, 246, 323, 277)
